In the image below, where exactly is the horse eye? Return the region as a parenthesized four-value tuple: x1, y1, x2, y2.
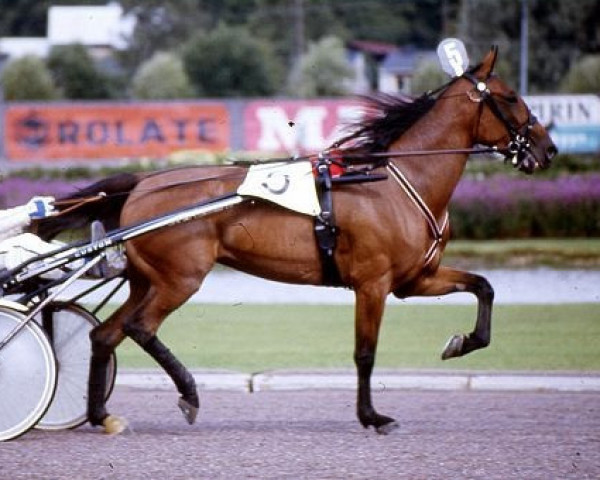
(505, 94, 518, 104)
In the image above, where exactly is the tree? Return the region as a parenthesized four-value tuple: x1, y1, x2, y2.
(455, 0, 600, 93)
(1, 55, 58, 100)
(118, 0, 259, 74)
(131, 52, 194, 99)
(118, 0, 207, 74)
(3, 0, 599, 95)
(47, 44, 113, 99)
(287, 36, 354, 97)
(182, 24, 283, 97)
(560, 55, 600, 93)
(410, 58, 448, 95)
(246, 0, 348, 67)
(330, 0, 443, 46)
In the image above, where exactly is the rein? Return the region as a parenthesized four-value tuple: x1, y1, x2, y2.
(325, 145, 506, 160)
(49, 143, 504, 221)
(234, 145, 506, 166)
(53, 194, 107, 215)
(49, 169, 250, 218)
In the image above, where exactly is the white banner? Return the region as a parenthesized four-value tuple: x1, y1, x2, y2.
(524, 95, 600, 126)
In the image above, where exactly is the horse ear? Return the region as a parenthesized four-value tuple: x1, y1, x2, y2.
(479, 45, 499, 77)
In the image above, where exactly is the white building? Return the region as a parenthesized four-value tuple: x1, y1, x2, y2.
(378, 47, 438, 94)
(0, 3, 135, 62)
(346, 40, 436, 95)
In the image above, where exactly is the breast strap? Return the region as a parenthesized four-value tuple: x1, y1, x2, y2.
(386, 163, 449, 266)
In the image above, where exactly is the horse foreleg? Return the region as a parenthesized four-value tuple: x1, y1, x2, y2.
(123, 324, 199, 425)
(398, 267, 494, 360)
(354, 282, 398, 435)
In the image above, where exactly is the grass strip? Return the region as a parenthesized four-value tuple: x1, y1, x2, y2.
(444, 238, 600, 268)
(101, 303, 599, 372)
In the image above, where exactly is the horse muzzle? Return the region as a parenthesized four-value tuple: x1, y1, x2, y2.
(516, 141, 557, 174)
(535, 142, 558, 171)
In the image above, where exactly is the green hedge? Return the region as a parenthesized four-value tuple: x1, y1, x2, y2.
(2, 155, 600, 239)
(450, 173, 600, 238)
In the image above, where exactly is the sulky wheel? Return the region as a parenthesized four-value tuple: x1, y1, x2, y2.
(36, 303, 116, 431)
(0, 306, 57, 441)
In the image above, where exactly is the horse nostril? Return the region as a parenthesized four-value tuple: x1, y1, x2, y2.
(547, 145, 558, 159)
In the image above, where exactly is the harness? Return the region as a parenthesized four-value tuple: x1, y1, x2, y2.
(314, 159, 339, 285)
(312, 154, 387, 286)
(386, 162, 449, 267)
(48, 70, 540, 287)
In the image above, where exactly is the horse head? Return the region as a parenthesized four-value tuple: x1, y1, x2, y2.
(461, 47, 557, 174)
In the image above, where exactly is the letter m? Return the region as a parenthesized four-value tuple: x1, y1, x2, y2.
(256, 106, 328, 152)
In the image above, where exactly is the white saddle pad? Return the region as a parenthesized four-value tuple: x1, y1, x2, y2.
(237, 160, 322, 216)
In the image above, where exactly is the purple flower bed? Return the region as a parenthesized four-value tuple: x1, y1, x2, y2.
(1, 173, 599, 238)
(451, 174, 600, 238)
(0, 177, 94, 208)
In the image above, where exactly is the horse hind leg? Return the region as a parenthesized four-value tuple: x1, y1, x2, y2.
(396, 266, 494, 360)
(121, 272, 205, 425)
(88, 270, 200, 432)
(123, 322, 199, 425)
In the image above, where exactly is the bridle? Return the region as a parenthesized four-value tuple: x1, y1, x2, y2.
(462, 71, 539, 170)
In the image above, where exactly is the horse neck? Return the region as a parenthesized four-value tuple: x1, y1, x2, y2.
(387, 99, 476, 217)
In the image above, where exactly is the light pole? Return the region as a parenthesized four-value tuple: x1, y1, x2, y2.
(520, 0, 529, 95)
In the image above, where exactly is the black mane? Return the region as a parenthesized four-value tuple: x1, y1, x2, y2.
(336, 64, 486, 153)
(336, 93, 437, 153)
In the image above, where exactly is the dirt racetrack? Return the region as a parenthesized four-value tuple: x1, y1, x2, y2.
(1, 387, 598, 479)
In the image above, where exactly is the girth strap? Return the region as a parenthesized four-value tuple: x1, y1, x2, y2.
(314, 160, 343, 286)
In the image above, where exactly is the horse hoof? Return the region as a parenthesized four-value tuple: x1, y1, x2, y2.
(178, 397, 199, 425)
(103, 415, 128, 435)
(375, 421, 399, 435)
(441, 334, 464, 360)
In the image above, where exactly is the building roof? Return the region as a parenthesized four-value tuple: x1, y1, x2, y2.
(347, 40, 398, 57)
(381, 47, 437, 75)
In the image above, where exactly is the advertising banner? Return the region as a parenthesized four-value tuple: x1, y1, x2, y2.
(525, 95, 600, 153)
(244, 99, 362, 154)
(4, 102, 230, 161)
(3, 95, 598, 162)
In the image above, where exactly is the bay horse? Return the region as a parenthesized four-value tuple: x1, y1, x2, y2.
(39, 47, 556, 434)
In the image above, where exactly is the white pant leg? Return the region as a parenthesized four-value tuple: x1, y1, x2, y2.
(0, 233, 61, 270)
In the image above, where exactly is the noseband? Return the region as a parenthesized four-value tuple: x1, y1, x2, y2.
(462, 72, 538, 169)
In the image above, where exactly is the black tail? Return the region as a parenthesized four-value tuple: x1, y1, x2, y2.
(34, 172, 144, 240)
